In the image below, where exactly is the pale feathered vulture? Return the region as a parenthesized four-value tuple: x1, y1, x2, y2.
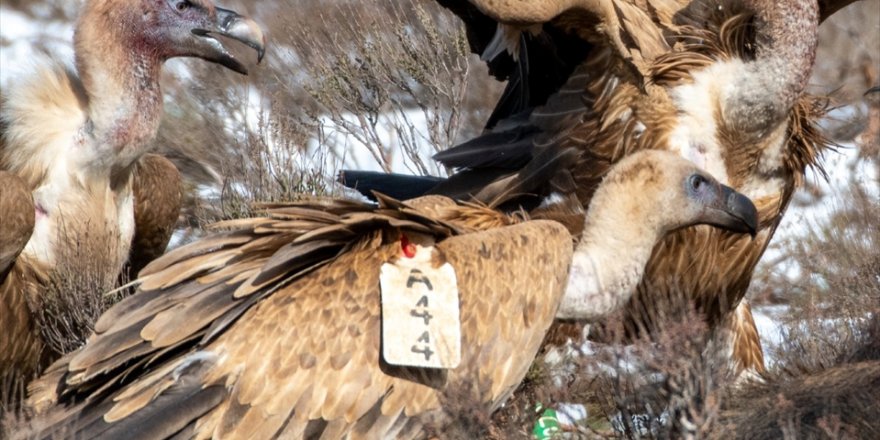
(18, 150, 756, 439)
(341, 0, 859, 374)
(0, 0, 265, 390)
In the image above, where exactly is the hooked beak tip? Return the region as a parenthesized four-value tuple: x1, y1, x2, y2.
(202, 7, 267, 72)
(723, 186, 759, 237)
(225, 16, 266, 63)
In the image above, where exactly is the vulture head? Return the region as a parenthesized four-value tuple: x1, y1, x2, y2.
(75, 0, 265, 76)
(586, 150, 758, 239)
(0, 0, 265, 289)
(560, 149, 758, 321)
(71, 0, 265, 166)
(0, 0, 265, 397)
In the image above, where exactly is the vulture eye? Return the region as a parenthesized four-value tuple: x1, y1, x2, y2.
(175, 1, 191, 11)
(689, 174, 707, 192)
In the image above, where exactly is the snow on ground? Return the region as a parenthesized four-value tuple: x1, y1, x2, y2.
(308, 109, 448, 175)
(751, 304, 789, 365)
(0, 7, 74, 84)
(752, 141, 877, 363)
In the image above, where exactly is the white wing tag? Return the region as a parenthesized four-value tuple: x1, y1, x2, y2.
(380, 242, 461, 369)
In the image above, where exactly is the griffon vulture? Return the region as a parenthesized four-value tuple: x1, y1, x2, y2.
(342, 0, 858, 373)
(0, 0, 266, 389)
(19, 150, 757, 439)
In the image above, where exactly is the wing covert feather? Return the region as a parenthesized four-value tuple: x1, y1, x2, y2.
(25, 195, 574, 439)
(188, 219, 572, 438)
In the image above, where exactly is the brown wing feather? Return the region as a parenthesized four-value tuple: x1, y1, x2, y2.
(730, 301, 766, 373)
(25, 195, 572, 439)
(0, 171, 44, 401)
(1, 261, 50, 401)
(126, 154, 182, 279)
(194, 219, 571, 439)
(0, 171, 34, 279)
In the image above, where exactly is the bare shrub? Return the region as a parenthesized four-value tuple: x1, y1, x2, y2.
(486, 289, 737, 439)
(277, 1, 470, 174)
(148, 0, 501, 227)
(29, 228, 127, 357)
(755, 187, 879, 316)
(584, 295, 731, 439)
(713, 316, 880, 440)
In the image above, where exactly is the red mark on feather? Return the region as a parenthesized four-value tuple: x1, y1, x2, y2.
(401, 235, 417, 258)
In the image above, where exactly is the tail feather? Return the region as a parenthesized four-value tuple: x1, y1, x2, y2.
(433, 124, 538, 170)
(428, 167, 517, 202)
(337, 171, 444, 202)
(485, 147, 579, 208)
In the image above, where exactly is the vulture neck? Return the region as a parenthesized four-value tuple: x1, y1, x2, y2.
(556, 186, 664, 321)
(724, 0, 818, 137)
(77, 43, 164, 175)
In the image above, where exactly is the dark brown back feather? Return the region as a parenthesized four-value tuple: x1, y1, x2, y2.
(126, 154, 182, 279)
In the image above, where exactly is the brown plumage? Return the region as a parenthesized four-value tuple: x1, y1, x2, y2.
(0, 171, 44, 400)
(127, 154, 184, 279)
(344, 0, 857, 374)
(22, 199, 572, 440)
(20, 150, 758, 439)
(0, 172, 34, 281)
(716, 361, 880, 438)
(0, 0, 265, 396)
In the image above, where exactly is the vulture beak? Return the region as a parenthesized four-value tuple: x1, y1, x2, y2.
(700, 183, 759, 237)
(190, 7, 266, 75)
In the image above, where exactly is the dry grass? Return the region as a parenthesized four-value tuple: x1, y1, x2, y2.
(721, 139, 879, 439)
(714, 317, 879, 440)
(492, 291, 733, 439)
(29, 230, 128, 357)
